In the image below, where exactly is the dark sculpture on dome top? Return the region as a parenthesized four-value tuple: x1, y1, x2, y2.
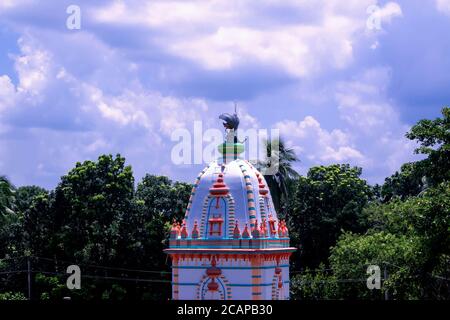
(219, 104, 240, 131)
(219, 112, 239, 131)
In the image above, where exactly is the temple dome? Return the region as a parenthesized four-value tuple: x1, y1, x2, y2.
(183, 157, 281, 240)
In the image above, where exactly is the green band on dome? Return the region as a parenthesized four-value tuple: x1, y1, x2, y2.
(218, 142, 244, 155)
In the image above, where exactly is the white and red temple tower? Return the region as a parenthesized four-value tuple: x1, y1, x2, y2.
(164, 112, 296, 300)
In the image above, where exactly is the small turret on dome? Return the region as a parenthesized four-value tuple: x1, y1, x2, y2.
(180, 220, 188, 239)
(252, 220, 261, 238)
(233, 220, 241, 239)
(191, 220, 199, 239)
(268, 214, 277, 236)
(242, 223, 251, 239)
(260, 218, 268, 237)
(277, 219, 289, 238)
(170, 220, 180, 239)
(209, 172, 229, 197)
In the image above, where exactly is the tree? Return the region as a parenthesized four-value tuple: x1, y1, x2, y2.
(329, 231, 424, 299)
(405, 106, 450, 186)
(379, 107, 449, 203)
(135, 175, 191, 222)
(52, 154, 134, 264)
(330, 182, 450, 299)
(22, 192, 54, 257)
(260, 138, 299, 216)
(0, 176, 19, 258)
(15, 186, 48, 215)
(290, 264, 339, 300)
(380, 162, 426, 202)
(121, 175, 191, 269)
(0, 176, 15, 216)
(290, 164, 373, 269)
(116, 175, 191, 299)
(11, 186, 52, 257)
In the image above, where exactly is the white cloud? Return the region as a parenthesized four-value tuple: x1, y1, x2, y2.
(436, 0, 450, 15)
(333, 67, 417, 177)
(84, 85, 211, 138)
(335, 67, 397, 132)
(0, 0, 418, 187)
(275, 116, 363, 163)
(167, 22, 355, 77)
(0, 0, 31, 10)
(93, 0, 234, 29)
(0, 36, 53, 109)
(85, 138, 110, 153)
(3, 35, 211, 140)
(376, 2, 403, 23)
(13, 37, 52, 98)
(0, 75, 16, 111)
(91, 0, 402, 78)
(272, 65, 418, 182)
(0, 36, 52, 112)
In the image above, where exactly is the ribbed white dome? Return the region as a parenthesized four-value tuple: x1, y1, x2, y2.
(183, 158, 281, 239)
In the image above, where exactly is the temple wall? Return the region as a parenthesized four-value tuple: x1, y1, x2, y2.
(171, 255, 291, 300)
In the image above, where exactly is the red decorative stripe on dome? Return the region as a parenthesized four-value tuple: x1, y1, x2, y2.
(256, 172, 269, 196)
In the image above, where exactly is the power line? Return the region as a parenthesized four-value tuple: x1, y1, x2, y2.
(3, 256, 446, 287)
(35, 271, 172, 284)
(0, 270, 28, 275)
(32, 256, 171, 275)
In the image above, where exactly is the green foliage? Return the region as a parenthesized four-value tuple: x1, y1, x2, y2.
(405, 106, 450, 185)
(135, 175, 191, 221)
(291, 264, 338, 300)
(1, 155, 185, 300)
(101, 284, 127, 300)
(52, 154, 134, 264)
(260, 138, 299, 216)
(380, 107, 449, 202)
(0, 176, 15, 215)
(290, 164, 373, 268)
(329, 232, 423, 299)
(14, 186, 47, 214)
(22, 193, 53, 257)
(380, 162, 426, 202)
(120, 174, 191, 273)
(0, 176, 20, 257)
(329, 183, 450, 299)
(34, 273, 67, 300)
(0, 291, 27, 300)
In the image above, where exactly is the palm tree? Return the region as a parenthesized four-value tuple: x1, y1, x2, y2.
(0, 175, 15, 215)
(258, 138, 299, 216)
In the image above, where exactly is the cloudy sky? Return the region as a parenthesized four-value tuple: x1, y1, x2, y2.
(0, 0, 449, 189)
